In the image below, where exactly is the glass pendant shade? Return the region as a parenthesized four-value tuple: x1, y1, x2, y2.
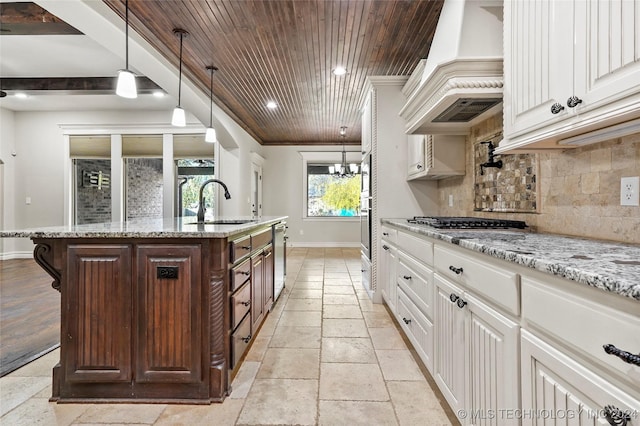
(171, 106, 186, 127)
(329, 166, 335, 174)
(116, 69, 137, 98)
(205, 127, 217, 143)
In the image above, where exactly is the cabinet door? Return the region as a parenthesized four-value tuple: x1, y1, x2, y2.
(466, 293, 520, 425)
(407, 134, 425, 178)
(65, 245, 132, 383)
(263, 245, 274, 313)
(136, 245, 202, 384)
(521, 330, 640, 426)
(434, 274, 466, 417)
(361, 90, 373, 155)
(387, 245, 397, 313)
(251, 252, 264, 332)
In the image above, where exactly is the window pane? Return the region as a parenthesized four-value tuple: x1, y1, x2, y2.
(74, 159, 112, 224)
(307, 163, 360, 217)
(176, 159, 215, 219)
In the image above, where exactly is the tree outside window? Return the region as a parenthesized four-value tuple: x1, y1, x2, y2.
(307, 163, 360, 217)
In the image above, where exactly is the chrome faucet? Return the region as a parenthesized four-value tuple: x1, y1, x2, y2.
(197, 179, 231, 222)
(479, 141, 503, 176)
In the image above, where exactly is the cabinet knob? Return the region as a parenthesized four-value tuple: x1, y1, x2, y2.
(402, 317, 412, 325)
(449, 293, 459, 303)
(382, 232, 389, 236)
(241, 300, 251, 307)
(449, 265, 463, 275)
(603, 405, 632, 426)
(383, 245, 389, 251)
(550, 103, 565, 114)
(603, 344, 640, 366)
(567, 96, 583, 108)
(403, 275, 412, 280)
(242, 334, 252, 343)
(456, 298, 467, 309)
(416, 164, 423, 169)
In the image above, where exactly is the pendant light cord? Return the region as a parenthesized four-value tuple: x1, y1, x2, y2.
(124, 0, 129, 70)
(177, 32, 184, 107)
(209, 68, 214, 127)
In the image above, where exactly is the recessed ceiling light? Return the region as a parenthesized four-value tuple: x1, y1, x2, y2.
(266, 101, 277, 109)
(15, 93, 28, 99)
(333, 66, 347, 76)
(152, 91, 165, 98)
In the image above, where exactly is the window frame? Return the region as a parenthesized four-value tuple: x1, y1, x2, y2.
(300, 151, 362, 221)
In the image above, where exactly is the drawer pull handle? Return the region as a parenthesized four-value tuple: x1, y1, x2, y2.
(603, 344, 640, 366)
(240, 245, 251, 250)
(403, 275, 412, 280)
(550, 102, 565, 114)
(239, 271, 250, 276)
(383, 245, 390, 251)
(567, 95, 583, 108)
(402, 317, 411, 325)
(241, 334, 252, 343)
(603, 405, 631, 426)
(456, 298, 467, 309)
(241, 300, 251, 307)
(382, 232, 389, 236)
(449, 265, 463, 275)
(449, 293, 459, 303)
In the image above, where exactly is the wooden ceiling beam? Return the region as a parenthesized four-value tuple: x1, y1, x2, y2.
(0, 76, 163, 94)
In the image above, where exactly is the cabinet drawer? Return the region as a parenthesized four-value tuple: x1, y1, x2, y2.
(231, 282, 251, 331)
(380, 225, 397, 244)
(251, 228, 272, 251)
(231, 313, 252, 370)
(397, 231, 433, 265)
(230, 258, 251, 292)
(522, 277, 640, 393)
(229, 235, 251, 263)
(397, 288, 434, 373)
(397, 252, 434, 320)
(434, 245, 519, 315)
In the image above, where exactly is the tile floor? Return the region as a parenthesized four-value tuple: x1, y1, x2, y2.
(0, 247, 454, 425)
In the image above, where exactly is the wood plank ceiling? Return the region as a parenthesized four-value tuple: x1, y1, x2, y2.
(104, 0, 444, 145)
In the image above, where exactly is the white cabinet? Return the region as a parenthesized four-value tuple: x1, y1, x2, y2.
(397, 289, 434, 373)
(434, 273, 520, 425)
(501, 0, 640, 152)
(406, 134, 466, 180)
(380, 239, 397, 312)
(521, 330, 640, 426)
(361, 90, 372, 156)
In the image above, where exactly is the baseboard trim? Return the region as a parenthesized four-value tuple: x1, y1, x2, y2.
(0, 251, 33, 261)
(287, 242, 360, 248)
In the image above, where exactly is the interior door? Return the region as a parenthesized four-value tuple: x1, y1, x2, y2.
(250, 162, 262, 219)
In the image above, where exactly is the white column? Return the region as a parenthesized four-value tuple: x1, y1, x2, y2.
(162, 134, 174, 218)
(110, 134, 123, 222)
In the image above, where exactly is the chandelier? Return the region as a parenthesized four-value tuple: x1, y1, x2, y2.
(329, 127, 359, 177)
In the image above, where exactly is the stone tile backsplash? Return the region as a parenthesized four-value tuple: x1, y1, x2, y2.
(437, 113, 640, 244)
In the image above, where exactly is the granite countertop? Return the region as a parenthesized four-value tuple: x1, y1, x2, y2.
(382, 218, 640, 302)
(0, 216, 288, 239)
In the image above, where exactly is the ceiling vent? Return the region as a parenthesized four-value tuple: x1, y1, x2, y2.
(400, 0, 503, 135)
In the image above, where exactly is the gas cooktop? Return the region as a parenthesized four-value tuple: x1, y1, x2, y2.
(407, 216, 528, 230)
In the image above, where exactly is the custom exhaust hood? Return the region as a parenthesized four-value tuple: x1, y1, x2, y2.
(400, 0, 504, 135)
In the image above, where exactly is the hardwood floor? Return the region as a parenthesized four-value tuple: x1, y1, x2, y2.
(0, 259, 60, 377)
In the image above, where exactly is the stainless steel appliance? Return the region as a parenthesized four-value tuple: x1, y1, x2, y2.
(407, 216, 527, 229)
(273, 222, 287, 301)
(360, 154, 372, 260)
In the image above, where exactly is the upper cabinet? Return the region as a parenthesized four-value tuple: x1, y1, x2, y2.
(407, 134, 466, 181)
(361, 91, 373, 156)
(500, 0, 640, 153)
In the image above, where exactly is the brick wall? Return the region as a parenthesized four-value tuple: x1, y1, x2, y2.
(126, 158, 163, 220)
(75, 159, 111, 224)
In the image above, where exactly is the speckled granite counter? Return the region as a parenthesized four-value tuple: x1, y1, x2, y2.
(0, 216, 287, 239)
(382, 218, 640, 302)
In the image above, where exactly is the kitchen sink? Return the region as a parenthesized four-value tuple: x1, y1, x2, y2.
(188, 219, 257, 225)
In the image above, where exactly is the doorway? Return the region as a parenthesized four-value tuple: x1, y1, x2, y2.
(251, 161, 262, 219)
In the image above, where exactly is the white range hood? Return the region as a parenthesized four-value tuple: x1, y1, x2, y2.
(400, 0, 504, 135)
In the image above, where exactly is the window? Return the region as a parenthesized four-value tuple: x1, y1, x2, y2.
(301, 151, 361, 219)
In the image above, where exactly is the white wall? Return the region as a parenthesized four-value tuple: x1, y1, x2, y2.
(0, 108, 17, 257)
(262, 145, 360, 246)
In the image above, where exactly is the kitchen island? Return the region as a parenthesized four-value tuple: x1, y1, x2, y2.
(0, 216, 287, 404)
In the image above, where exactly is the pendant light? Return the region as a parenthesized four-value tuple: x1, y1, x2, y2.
(333, 126, 357, 177)
(171, 28, 189, 127)
(115, 0, 137, 98)
(205, 65, 218, 143)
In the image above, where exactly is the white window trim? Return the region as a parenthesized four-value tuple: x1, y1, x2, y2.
(299, 150, 362, 221)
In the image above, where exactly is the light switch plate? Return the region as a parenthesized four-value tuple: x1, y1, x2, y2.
(620, 176, 639, 206)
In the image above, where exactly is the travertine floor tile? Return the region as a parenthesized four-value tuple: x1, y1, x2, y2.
(387, 381, 452, 426)
(5, 349, 59, 378)
(0, 397, 88, 426)
(363, 309, 395, 328)
(319, 363, 388, 401)
(376, 350, 425, 381)
(257, 348, 320, 379)
(278, 310, 322, 327)
(318, 400, 398, 425)
(269, 326, 321, 348)
(293, 281, 323, 290)
(230, 361, 260, 399)
(237, 379, 318, 425)
(323, 285, 355, 295)
(155, 399, 244, 425)
(284, 298, 323, 311)
(323, 278, 354, 286)
(289, 288, 323, 299)
(74, 403, 166, 424)
(323, 294, 359, 305)
(0, 376, 51, 416)
(244, 335, 271, 362)
(369, 327, 407, 350)
(321, 337, 377, 363)
(322, 304, 363, 319)
(324, 272, 351, 280)
(322, 318, 369, 338)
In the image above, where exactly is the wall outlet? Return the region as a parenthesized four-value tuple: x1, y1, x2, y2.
(448, 194, 454, 207)
(25, 197, 31, 205)
(620, 176, 639, 206)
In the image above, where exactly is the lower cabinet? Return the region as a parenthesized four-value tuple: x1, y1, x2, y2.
(380, 239, 397, 312)
(434, 272, 519, 426)
(521, 330, 640, 426)
(251, 252, 265, 332)
(397, 289, 434, 373)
